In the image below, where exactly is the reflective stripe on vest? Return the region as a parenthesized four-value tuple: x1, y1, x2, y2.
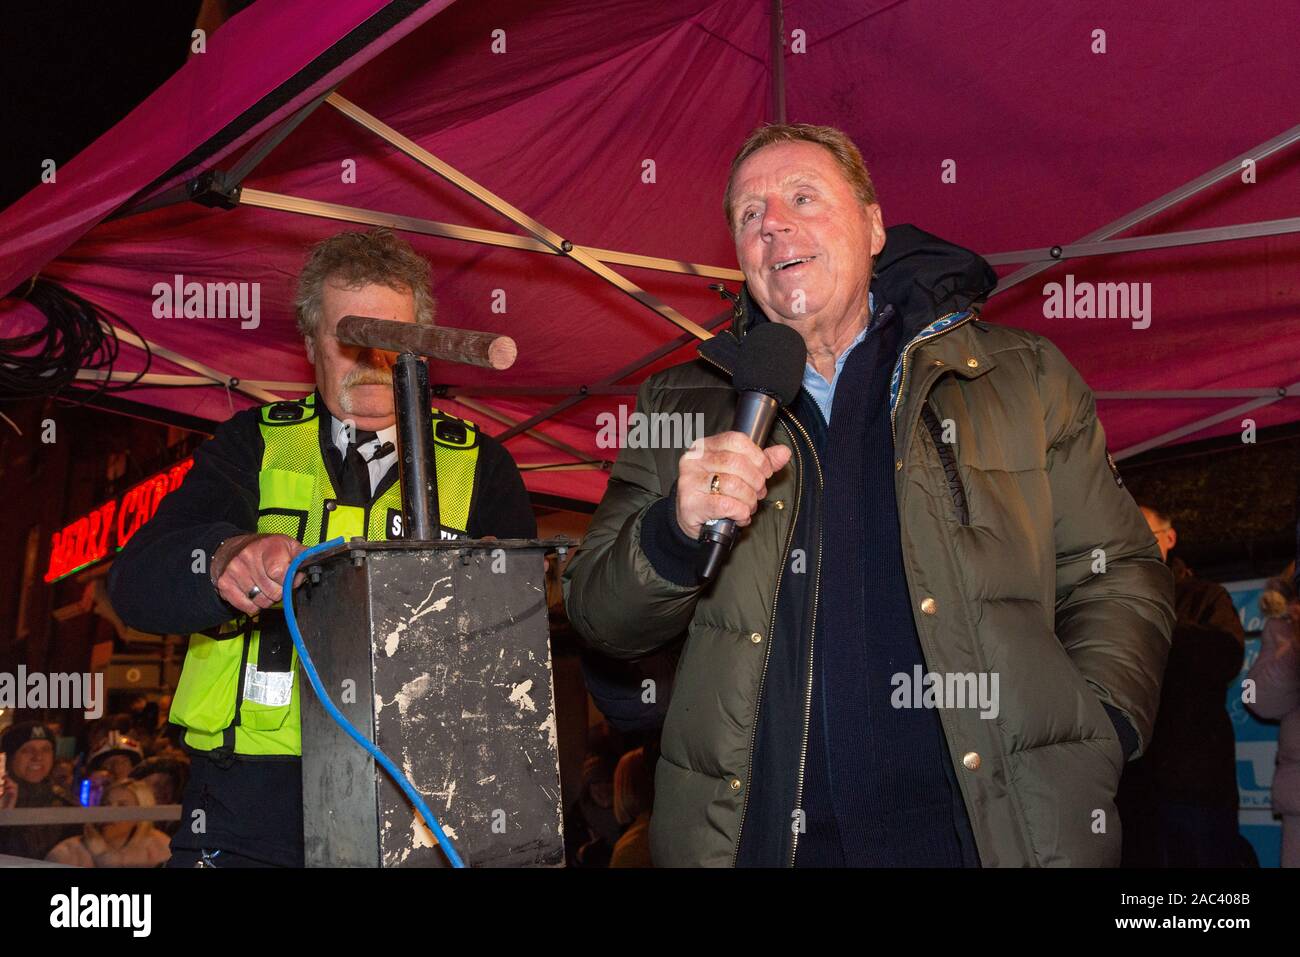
(171, 393, 480, 757)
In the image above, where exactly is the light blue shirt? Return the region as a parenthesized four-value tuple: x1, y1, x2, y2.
(802, 293, 874, 424)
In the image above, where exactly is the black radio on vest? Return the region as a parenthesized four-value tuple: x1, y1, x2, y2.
(697, 322, 806, 582)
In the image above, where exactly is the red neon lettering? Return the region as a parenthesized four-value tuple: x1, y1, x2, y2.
(148, 475, 170, 521)
(168, 461, 192, 492)
(117, 488, 137, 547)
(94, 501, 116, 561)
(121, 490, 147, 548)
(44, 530, 63, 582)
(86, 509, 101, 564)
(67, 516, 90, 572)
(135, 483, 154, 531)
(45, 456, 196, 580)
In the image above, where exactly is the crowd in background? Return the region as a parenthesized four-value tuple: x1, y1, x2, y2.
(0, 695, 187, 867)
(564, 722, 656, 868)
(0, 693, 661, 869)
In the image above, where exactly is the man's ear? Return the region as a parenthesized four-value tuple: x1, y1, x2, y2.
(867, 204, 886, 257)
(1167, 527, 1177, 553)
(304, 336, 316, 365)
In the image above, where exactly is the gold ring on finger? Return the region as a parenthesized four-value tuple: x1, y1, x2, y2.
(709, 473, 721, 495)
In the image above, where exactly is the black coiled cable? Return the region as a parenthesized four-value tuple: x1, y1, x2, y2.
(0, 278, 151, 403)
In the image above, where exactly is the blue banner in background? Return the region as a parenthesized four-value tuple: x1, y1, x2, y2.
(1223, 579, 1281, 868)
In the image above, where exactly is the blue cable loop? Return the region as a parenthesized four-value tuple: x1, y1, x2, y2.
(281, 536, 466, 869)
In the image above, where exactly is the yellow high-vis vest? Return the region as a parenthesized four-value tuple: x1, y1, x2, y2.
(170, 393, 480, 757)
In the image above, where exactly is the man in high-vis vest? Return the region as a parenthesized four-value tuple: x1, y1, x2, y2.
(108, 228, 536, 867)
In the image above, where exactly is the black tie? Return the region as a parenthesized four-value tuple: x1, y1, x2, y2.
(337, 429, 378, 504)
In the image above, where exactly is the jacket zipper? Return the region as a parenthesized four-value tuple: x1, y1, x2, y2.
(784, 411, 823, 867)
(732, 414, 803, 867)
(697, 349, 817, 867)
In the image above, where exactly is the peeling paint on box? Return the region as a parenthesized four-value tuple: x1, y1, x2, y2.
(508, 678, 536, 713)
(300, 543, 565, 868)
(537, 711, 557, 751)
(384, 622, 405, 657)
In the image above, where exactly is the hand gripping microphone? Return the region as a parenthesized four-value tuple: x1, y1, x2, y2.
(697, 322, 807, 582)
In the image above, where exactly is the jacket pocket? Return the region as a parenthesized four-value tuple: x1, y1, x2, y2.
(1055, 645, 1126, 778)
(921, 405, 969, 525)
(171, 633, 241, 734)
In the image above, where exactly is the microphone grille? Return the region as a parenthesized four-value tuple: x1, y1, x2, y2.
(732, 322, 806, 406)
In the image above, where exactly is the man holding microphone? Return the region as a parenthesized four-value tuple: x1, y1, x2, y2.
(564, 125, 1173, 867)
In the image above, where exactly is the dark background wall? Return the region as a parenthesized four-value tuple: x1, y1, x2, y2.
(1122, 422, 1298, 583)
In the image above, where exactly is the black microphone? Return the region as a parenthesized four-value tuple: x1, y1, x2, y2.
(698, 322, 806, 582)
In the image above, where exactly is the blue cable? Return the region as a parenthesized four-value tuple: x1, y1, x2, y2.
(280, 537, 466, 869)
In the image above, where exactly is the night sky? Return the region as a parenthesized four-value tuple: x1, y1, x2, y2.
(0, 1, 204, 219)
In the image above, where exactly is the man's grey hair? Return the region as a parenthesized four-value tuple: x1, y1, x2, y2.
(294, 227, 436, 339)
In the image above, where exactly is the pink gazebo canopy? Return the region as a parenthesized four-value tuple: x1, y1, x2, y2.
(3, 0, 1298, 502)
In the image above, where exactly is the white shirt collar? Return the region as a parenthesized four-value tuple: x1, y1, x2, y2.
(329, 416, 398, 457)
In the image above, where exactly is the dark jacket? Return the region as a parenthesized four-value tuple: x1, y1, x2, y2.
(564, 225, 1175, 867)
(1118, 558, 1244, 808)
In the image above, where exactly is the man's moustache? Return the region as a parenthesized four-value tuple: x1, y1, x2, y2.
(343, 370, 394, 388)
